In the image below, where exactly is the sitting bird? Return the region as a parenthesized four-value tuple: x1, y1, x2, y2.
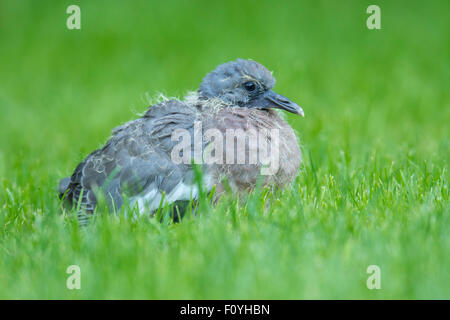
(59, 59, 304, 223)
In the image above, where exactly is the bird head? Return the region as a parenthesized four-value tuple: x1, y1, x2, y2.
(198, 58, 304, 116)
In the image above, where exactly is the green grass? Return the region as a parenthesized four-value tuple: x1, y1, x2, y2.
(0, 0, 449, 299)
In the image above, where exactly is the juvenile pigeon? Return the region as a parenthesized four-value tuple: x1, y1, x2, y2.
(59, 59, 303, 223)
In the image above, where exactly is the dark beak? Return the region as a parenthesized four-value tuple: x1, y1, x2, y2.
(263, 90, 304, 117)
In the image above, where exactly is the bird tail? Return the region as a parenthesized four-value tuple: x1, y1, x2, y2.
(58, 177, 71, 199)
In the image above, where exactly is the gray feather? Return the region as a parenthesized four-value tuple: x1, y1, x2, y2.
(61, 100, 200, 216)
(60, 59, 302, 223)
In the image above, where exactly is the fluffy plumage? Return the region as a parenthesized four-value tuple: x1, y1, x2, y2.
(59, 59, 303, 223)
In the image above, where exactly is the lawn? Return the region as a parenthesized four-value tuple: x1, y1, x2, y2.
(0, 0, 448, 299)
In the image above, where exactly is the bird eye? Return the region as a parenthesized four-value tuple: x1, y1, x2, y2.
(243, 81, 257, 92)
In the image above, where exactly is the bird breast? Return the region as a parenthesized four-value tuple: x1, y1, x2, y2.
(201, 107, 301, 192)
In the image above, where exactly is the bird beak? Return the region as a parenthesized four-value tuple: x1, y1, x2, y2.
(263, 90, 304, 117)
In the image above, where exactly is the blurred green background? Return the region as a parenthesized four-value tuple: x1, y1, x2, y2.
(0, 0, 448, 299)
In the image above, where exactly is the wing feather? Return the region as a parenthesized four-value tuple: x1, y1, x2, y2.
(61, 100, 200, 217)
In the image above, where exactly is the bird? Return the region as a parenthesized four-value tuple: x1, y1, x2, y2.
(59, 59, 304, 223)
